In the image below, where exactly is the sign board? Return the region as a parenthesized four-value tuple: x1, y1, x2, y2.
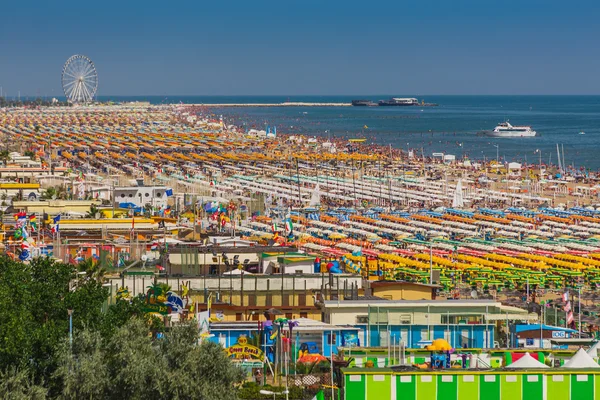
(552, 331, 566, 338)
(226, 336, 264, 360)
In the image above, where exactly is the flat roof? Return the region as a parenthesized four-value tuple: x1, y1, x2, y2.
(210, 318, 357, 332)
(370, 280, 442, 289)
(323, 299, 502, 307)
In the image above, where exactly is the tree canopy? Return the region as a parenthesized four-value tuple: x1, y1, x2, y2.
(0, 256, 244, 399)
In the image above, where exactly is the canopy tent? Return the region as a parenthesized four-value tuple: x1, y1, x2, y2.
(563, 348, 600, 368)
(587, 342, 600, 358)
(508, 352, 549, 368)
(452, 179, 464, 208)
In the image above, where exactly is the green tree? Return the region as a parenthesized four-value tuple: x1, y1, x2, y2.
(54, 319, 244, 400)
(159, 324, 244, 400)
(76, 258, 107, 284)
(0, 367, 47, 400)
(85, 203, 104, 219)
(53, 328, 109, 399)
(0, 256, 108, 387)
(41, 187, 57, 200)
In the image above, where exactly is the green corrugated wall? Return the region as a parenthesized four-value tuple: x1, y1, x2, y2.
(343, 371, 597, 400)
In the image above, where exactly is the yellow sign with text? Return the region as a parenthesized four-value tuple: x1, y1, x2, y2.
(226, 336, 264, 360)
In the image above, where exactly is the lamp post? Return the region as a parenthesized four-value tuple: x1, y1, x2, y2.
(67, 309, 73, 349)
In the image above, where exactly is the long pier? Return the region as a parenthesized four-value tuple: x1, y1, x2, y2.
(188, 102, 352, 107)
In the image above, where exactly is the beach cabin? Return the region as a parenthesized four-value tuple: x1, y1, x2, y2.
(341, 368, 600, 400)
(508, 162, 522, 177)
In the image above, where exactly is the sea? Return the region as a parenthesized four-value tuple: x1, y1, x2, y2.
(96, 95, 600, 170)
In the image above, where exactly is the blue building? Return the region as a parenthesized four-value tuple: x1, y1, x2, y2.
(321, 299, 536, 349)
(209, 318, 360, 362)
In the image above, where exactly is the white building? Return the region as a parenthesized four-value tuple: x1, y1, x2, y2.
(114, 185, 173, 208)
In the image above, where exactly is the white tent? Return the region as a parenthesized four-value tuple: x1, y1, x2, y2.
(587, 342, 600, 358)
(508, 352, 549, 368)
(508, 162, 522, 170)
(310, 184, 321, 206)
(563, 348, 600, 368)
(452, 179, 464, 208)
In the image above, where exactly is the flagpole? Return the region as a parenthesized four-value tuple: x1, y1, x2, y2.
(578, 285, 581, 336)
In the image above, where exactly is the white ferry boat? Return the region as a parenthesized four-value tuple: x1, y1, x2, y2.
(485, 121, 537, 137)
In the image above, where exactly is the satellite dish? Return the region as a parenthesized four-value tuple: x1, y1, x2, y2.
(471, 290, 478, 299)
(141, 254, 148, 262)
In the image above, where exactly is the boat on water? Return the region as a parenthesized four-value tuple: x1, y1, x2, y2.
(483, 121, 537, 137)
(579, 131, 586, 135)
(351, 99, 377, 106)
(378, 97, 419, 106)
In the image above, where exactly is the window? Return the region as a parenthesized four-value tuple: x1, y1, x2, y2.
(252, 313, 259, 321)
(156, 192, 162, 197)
(266, 294, 272, 307)
(285, 313, 293, 319)
(298, 294, 306, 306)
(120, 193, 125, 198)
(128, 193, 133, 198)
(144, 193, 149, 197)
(300, 312, 308, 318)
(248, 295, 256, 307)
(282, 295, 290, 306)
(235, 313, 242, 321)
(327, 333, 337, 345)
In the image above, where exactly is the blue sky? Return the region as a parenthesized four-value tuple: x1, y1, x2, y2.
(1, 0, 599, 96)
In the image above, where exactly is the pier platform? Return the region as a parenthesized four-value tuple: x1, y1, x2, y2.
(190, 102, 352, 107)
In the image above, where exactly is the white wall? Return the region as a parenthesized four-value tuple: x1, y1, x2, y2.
(114, 186, 172, 208)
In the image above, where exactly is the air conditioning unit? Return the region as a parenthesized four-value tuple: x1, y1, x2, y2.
(356, 315, 368, 324)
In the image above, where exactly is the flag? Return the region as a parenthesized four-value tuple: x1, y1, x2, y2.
(562, 291, 569, 302)
(564, 302, 571, 312)
(271, 223, 278, 233)
(165, 188, 173, 197)
(567, 311, 574, 325)
(51, 215, 61, 233)
(29, 214, 37, 231)
(285, 219, 293, 234)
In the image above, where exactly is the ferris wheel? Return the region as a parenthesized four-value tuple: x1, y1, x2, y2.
(62, 55, 98, 103)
